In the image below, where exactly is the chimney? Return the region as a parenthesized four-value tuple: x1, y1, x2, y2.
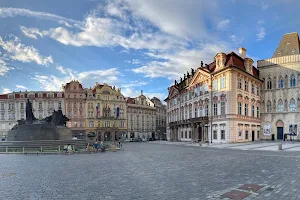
(239, 47, 246, 59)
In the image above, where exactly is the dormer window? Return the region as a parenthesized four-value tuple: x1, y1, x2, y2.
(20, 94, 24, 98)
(57, 93, 62, 98)
(38, 93, 43, 98)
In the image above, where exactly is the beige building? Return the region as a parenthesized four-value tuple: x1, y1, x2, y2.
(0, 91, 64, 140)
(165, 48, 261, 143)
(126, 93, 156, 139)
(151, 97, 167, 139)
(258, 32, 300, 140)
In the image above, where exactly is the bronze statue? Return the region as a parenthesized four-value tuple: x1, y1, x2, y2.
(25, 99, 35, 124)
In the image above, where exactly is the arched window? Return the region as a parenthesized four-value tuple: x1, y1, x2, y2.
(267, 101, 272, 113)
(267, 78, 272, 89)
(290, 74, 296, 87)
(290, 98, 296, 111)
(278, 76, 284, 88)
(278, 100, 283, 112)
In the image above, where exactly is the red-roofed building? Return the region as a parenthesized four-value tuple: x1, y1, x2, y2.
(165, 47, 262, 143)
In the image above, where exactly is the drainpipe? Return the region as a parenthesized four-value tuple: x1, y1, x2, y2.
(210, 71, 213, 144)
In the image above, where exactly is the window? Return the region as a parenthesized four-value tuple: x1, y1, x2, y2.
(213, 80, 218, 91)
(257, 86, 260, 95)
(181, 132, 183, 138)
(252, 105, 255, 117)
(213, 130, 217, 140)
(194, 88, 198, 97)
(89, 121, 94, 127)
(199, 86, 203, 95)
(1, 112, 5, 120)
(20, 103, 24, 109)
(290, 74, 296, 87)
(267, 101, 272, 113)
(245, 130, 249, 140)
(244, 104, 248, 116)
(290, 99, 296, 111)
(278, 100, 283, 112)
(238, 78, 242, 89)
(74, 95, 76, 99)
(189, 131, 191, 138)
(204, 84, 208, 93)
(184, 109, 187, 119)
(199, 107, 203, 117)
(194, 108, 197, 118)
(238, 102, 242, 115)
(185, 131, 187, 138)
(39, 102, 42, 109)
(220, 77, 225, 89)
(68, 111, 71, 117)
(221, 130, 225, 140)
(105, 121, 110, 127)
(278, 77, 284, 88)
(205, 105, 209, 116)
(58, 101, 62, 110)
(80, 102, 83, 108)
(238, 130, 242, 139)
(267, 78, 272, 89)
(189, 92, 192, 100)
(251, 84, 255, 94)
(257, 107, 260, 117)
(221, 102, 225, 115)
(213, 103, 218, 116)
(244, 80, 248, 91)
(1, 103, 4, 110)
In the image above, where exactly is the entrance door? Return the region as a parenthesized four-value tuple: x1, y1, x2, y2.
(198, 126, 202, 142)
(252, 131, 255, 141)
(277, 127, 283, 140)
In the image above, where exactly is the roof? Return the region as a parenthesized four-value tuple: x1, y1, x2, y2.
(125, 97, 135, 104)
(272, 32, 300, 57)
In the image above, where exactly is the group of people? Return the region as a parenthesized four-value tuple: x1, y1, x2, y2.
(86, 140, 104, 153)
(63, 144, 73, 154)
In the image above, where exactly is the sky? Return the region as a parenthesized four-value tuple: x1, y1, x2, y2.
(0, 0, 300, 101)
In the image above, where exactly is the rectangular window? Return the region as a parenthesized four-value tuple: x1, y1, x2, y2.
(205, 84, 208, 93)
(257, 107, 260, 118)
(245, 130, 249, 140)
(194, 88, 198, 97)
(185, 131, 187, 138)
(1, 103, 4, 110)
(252, 84, 255, 94)
(189, 131, 191, 138)
(205, 105, 209, 116)
(245, 81, 248, 91)
(252, 105, 255, 117)
(213, 103, 218, 116)
(245, 104, 248, 116)
(89, 121, 94, 127)
(221, 130, 225, 140)
(220, 77, 225, 89)
(194, 108, 197, 118)
(213, 130, 217, 140)
(189, 108, 192, 118)
(20, 103, 24, 109)
(213, 80, 218, 91)
(181, 132, 183, 138)
(238, 78, 242, 89)
(199, 107, 203, 117)
(68, 111, 71, 117)
(199, 86, 203, 96)
(221, 102, 225, 115)
(238, 102, 242, 115)
(189, 92, 192, 100)
(257, 87, 259, 95)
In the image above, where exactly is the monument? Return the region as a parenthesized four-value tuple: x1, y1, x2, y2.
(7, 99, 72, 141)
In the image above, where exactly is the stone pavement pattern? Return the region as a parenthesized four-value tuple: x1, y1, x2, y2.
(1, 143, 300, 199)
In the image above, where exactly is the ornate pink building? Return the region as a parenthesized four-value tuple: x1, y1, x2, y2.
(63, 81, 86, 139)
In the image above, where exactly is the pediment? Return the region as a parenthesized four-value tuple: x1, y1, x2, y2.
(168, 86, 179, 99)
(189, 69, 210, 86)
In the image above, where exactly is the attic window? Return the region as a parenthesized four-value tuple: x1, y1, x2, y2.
(277, 51, 281, 55)
(286, 42, 290, 45)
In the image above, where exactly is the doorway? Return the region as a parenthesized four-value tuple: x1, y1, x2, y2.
(277, 127, 283, 140)
(252, 131, 255, 141)
(198, 126, 202, 142)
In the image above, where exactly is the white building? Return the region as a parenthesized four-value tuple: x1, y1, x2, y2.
(126, 93, 156, 139)
(151, 97, 167, 139)
(0, 91, 65, 140)
(258, 32, 300, 140)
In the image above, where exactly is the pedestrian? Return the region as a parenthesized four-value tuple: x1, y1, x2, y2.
(94, 140, 99, 152)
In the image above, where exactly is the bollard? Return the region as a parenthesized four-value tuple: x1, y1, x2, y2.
(6, 147, 8, 154)
(40, 146, 43, 153)
(278, 143, 283, 150)
(23, 147, 25, 154)
(199, 143, 202, 147)
(58, 145, 61, 153)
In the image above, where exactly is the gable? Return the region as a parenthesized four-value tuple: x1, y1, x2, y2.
(168, 86, 179, 99)
(189, 68, 210, 86)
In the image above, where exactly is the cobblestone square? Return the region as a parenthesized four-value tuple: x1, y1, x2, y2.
(1, 143, 300, 200)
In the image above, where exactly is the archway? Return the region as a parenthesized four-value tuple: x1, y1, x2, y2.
(276, 120, 284, 140)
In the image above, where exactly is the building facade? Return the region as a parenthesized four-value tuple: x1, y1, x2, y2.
(126, 94, 156, 139)
(150, 97, 167, 139)
(0, 91, 64, 140)
(85, 83, 127, 142)
(258, 32, 300, 140)
(165, 48, 261, 143)
(63, 81, 86, 139)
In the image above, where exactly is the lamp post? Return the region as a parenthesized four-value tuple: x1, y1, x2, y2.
(205, 64, 213, 144)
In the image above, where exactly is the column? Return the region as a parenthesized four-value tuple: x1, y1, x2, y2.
(191, 123, 195, 141)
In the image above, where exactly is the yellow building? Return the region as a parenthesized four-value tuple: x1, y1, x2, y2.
(85, 83, 127, 142)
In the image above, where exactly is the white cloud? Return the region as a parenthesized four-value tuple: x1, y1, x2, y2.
(33, 67, 120, 91)
(261, 2, 269, 10)
(16, 85, 27, 90)
(122, 80, 148, 88)
(217, 19, 230, 30)
(20, 26, 45, 39)
(257, 20, 264, 24)
(121, 87, 165, 100)
(0, 36, 53, 66)
(1, 87, 11, 94)
(230, 34, 243, 45)
(256, 27, 266, 41)
(0, 58, 12, 76)
(125, 59, 142, 65)
(133, 42, 231, 79)
(0, 7, 80, 25)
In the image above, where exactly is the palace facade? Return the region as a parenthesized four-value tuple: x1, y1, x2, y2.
(165, 47, 262, 143)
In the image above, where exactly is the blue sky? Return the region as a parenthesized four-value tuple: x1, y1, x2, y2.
(0, 0, 300, 101)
